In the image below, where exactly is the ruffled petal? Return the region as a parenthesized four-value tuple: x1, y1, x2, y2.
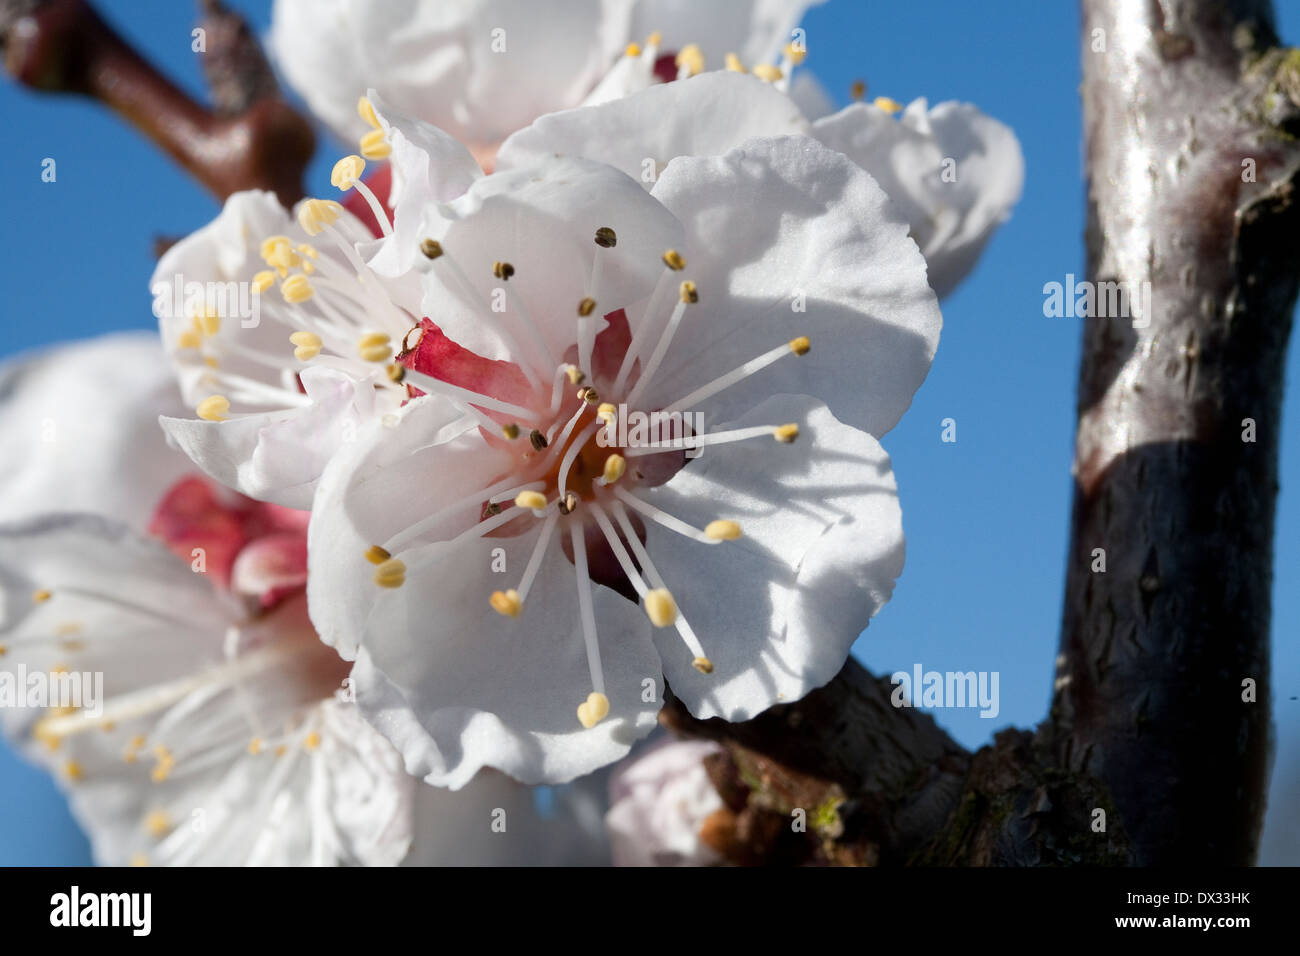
(642, 135, 941, 438)
(497, 71, 808, 188)
(636, 394, 904, 720)
(812, 98, 1024, 299)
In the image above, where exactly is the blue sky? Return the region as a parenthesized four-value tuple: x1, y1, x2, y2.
(1, 0, 1295, 865)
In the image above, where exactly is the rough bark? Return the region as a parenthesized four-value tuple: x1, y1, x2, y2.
(1050, 0, 1300, 865)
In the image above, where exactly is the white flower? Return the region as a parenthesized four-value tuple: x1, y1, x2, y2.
(152, 185, 425, 510)
(605, 737, 725, 866)
(500, 71, 1024, 299)
(287, 106, 938, 788)
(269, 0, 820, 155)
(0, 341, 606, 866)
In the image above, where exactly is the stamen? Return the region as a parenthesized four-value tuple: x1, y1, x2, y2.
(364, 545, 391, 564)
(357, 96, 381, 129)
(489, 509, 559, 618)
(558, 422, 601, 499)
(196, 395, 230, 422)
(597, 402, 617, 425)
(625, 280, 697, 407)
(594, 227, 617, 248)
(357, 332, 392, 363)
(624, 423, 795, 457)
(675, 44, 704, 78)
(705, 520, 742, 540)
(725, 52, 746, 72)
(332, 154, 393, 236)
(530, 428, 549, 451)
(502, 422, 521, 440)
(515, 490, 548, 513)
(489, 589, 522, 617)
(569, 523, 609, 725)
(851, 79, 866, 101)
(660, 336, 811, 414)
(290, 330, 322, 361)
(281, 274, 314, 303)
(612, 486, 728, 545)
(600, 453, 626, 485)
(874, 96, 903, 114)
(360, 127, 391, 160)
(401, 368, 540, 422)
(595, 501, 712, 669)
(373, 558, 406, 588)
(624, 42, 641, 57)
(752, 64, 783, 83)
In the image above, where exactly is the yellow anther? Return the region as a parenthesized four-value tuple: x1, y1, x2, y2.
(705, 520, 742, 540)
(281, 274, 315, 303)
(602, 454, 626, 484)
(129, 734, 146, 750)
(0, 644, 6, 657)
(331, 154, 366, 191)
(32, 588, 52, 604)
(675, 43, 704, 76)
(873, 96, 903, 114)
(248, 737, 263, 755)
(260, 235, 293, 267)
(275, 745, 288, 757)
(290, 329, 322, 361)
(502, 422, 521, 440)
(725, 52, 746, 73)
(565, 365, 586, 385)
(123, 735, 144, 762)
(789, 335, 811, 355)
(373, 558, 407, 589)
(597, 402, 617, 424)
(297, 197, 343, 237)
(199, 310, 221, 336)
(576, 691, 610, 729)
(577, 386, 600, 405)
(364, 544, 392, 565)
(303, 731, 321, 751)
(251, 270, 276, 294)
(692, 657, 715, 675)
(647, 31, 662, 47)
(515, 490, 548, 512)
(151, 756, 174, 783)
(577, 297, 597, 317)
(752, 64, 783, 83)
(489, 589, 522, 618)
(297, 243, 319, 259)
(851, 79, 866, 101)
(387, 363, 406, 383)
(357, 95, 381, 129)
(357, 332, 392, 363)
(493, 261, 515, 280)
(64, 760, 83, 781)
(625, 42, 642, 57)
(662, 249, 686, 271)
(129, 853, 150, 867)
(420, 238, 443, 259)
(594, 226, 617, 248)
(360, 128, 392, 159)
(774, 423, 800, 443)
(196, 395, 230, 422)
(783, 42, 807, 66)
(145, 810, 171, 837)
(680, 280, 698, 304)
(644, 588, 678, 627)
(176, 329, 202, 350)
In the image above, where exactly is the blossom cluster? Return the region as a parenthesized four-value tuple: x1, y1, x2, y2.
(0, 0, 1020, 866)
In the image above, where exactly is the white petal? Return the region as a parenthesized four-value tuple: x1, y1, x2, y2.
(788, 70, 834, 121)
(308, 397, 662, 787)
(0, 334, 190, 531)
(638, 394, 904, 720)
(271, 0, 636, 148)
(812, 99, 1024, 299)
(644, 135, 941, 438)
(159, 366, 376, 510)
(405, 155, 683, 364)
(497, 71, 808, 188)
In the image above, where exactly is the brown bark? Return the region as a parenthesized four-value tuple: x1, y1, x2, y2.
(0, 0, 312, 206)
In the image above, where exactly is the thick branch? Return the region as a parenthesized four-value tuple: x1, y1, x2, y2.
(1051, 0, 1300, 864)
(1, 0, 312, 205)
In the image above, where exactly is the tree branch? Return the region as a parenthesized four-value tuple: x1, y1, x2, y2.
(1050, 0, 1300, 865)
(1, 0, 312, 205)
